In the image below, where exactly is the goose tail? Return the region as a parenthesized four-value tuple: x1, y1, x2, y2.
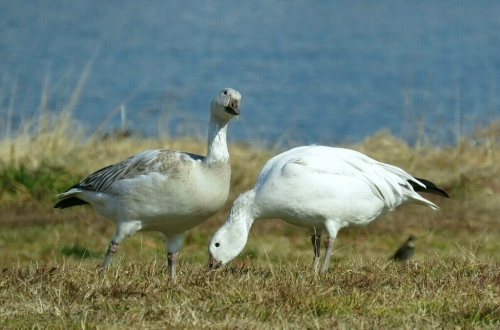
(410, 178, 449, 198)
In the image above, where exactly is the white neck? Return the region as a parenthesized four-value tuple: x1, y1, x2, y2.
(213, 190, 256, 264)
(228, 190, 257, 232)
(205, 117, 230, 163)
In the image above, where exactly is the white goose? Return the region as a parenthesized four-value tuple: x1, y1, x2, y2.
(55, 88, 241, 278)
(208, 145, 448, 271)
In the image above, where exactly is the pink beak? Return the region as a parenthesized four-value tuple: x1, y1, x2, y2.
(208, 253, 221, 270)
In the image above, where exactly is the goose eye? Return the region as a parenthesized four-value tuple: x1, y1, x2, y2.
(223, 90, 227, 95)
(215, 243, 220, 247)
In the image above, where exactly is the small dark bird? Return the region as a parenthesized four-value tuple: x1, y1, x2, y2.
(390, 235, 416, 261)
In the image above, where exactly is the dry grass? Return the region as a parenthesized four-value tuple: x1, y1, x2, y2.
(1, 101, 500, 327)
(1, 256, 499, 329)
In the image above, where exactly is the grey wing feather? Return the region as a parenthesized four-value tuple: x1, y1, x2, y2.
(74, 156, 135, 192)
(71, 149, 192, 193)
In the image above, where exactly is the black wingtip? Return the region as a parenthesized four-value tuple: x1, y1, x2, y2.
(54, 197, 89, 209)
(410, 178, 449, 198)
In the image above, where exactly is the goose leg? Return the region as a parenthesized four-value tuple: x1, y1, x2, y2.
(166, 233, 184, 279)
(321, 236, 334, 272)
(100, 222, 141, 272)
(101, 241, 120, 270)
(167, 252, 179, 278)
(309, 228, 323, 271)
(311, 234, 322, 271)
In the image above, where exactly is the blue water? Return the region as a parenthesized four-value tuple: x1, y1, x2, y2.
(1, 1, 499, 146)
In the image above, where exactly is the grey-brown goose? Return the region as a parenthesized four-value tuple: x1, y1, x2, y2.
(55, 88, 241, 278)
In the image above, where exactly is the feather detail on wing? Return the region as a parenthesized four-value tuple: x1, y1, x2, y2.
(63, 149, 202, 193)
(278, 146, 436, 210)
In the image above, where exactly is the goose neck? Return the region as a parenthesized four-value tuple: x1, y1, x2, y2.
(229, 190, 257, 232)
(206, 117, 229, 163)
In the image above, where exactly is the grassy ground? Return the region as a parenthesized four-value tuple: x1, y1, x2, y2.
(1, 116, 500, 328)
(2, 256, 499, 329)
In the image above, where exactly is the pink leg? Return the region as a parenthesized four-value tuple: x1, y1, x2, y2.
(168, 252, 179, 279)
(311, 234, 321, 271)
(321, 237, 334, 272)
(101, 241, 119, 271)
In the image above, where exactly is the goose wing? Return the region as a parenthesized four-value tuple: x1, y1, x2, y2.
(61, 149, 203, 194)
(275, 146, 436, 210)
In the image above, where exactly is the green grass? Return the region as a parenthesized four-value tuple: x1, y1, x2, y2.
(1, 256, 499, 329)
(0, 164, 79, 203)
(0, 150, 500, 329)
(0, 139, 499, 329)
(2, 83, 500, 327)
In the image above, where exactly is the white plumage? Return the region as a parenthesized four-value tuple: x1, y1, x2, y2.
(208, 145, 448, 271)
(55, 88, 241, 278)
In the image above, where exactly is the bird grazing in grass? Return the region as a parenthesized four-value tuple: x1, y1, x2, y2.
(55, 88, 241, 278)
(208, 145, 448, 272)
(390, 235, 416, 261)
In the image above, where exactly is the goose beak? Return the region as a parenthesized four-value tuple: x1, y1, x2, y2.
(224, 97, 240, 116)
(208, 253, 221, 270)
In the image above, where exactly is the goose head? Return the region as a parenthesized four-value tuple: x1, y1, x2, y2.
(208, 190, 256, 269)
(207, 218, 248, 270)
(210, 88, 241, 122)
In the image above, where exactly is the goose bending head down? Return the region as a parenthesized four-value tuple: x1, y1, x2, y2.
(208, 145, 448, 272)
(54, 88, 241, 278)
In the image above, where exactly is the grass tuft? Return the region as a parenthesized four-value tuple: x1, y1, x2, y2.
(1, 257, 499, 328)
(1, 80, 500, 327)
